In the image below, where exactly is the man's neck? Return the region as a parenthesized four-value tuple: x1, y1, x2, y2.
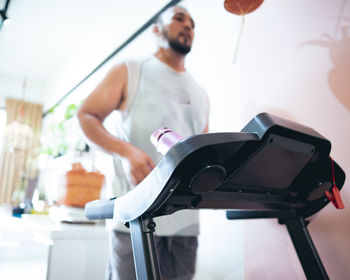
(154, 48, 186, 72)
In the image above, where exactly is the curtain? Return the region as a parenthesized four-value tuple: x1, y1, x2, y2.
(0, 98, 42, 205)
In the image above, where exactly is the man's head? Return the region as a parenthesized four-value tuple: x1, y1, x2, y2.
(153, 5, 195, 55)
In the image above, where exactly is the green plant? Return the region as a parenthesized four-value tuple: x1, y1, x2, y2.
(41, 102, 85, 158)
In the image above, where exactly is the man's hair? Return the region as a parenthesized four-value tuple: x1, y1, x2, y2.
(155, 5, 189, 25)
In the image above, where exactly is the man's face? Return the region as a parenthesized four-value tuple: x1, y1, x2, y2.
(158, 7, 195, 54)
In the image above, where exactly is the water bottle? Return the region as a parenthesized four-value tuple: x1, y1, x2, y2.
(150, 127, 183, 155)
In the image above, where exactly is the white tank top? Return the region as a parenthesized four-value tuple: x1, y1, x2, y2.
(108, 56, 209, 236)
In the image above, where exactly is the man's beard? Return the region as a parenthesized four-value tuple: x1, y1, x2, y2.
(163, 30, 192, 55)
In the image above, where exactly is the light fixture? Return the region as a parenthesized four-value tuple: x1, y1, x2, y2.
(4, 121, 34, 152)
(0, 0, 11, 29)
(4, 76, 34, 152)
(0, 10, 10, 25)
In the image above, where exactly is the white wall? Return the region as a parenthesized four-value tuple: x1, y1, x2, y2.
(0, 73, 46, 109)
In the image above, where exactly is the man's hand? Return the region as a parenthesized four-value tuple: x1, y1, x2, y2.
(121, 143, 156, 185)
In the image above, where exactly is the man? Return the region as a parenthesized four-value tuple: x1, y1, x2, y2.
(78, 5, 209, 280)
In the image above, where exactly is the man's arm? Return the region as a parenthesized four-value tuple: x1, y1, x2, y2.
(78, 63, 155, 185)
(202, 122, 209, 133)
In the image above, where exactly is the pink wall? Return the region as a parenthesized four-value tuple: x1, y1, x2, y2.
(183, 1, 350, 278)
(233, 0, 350, 279)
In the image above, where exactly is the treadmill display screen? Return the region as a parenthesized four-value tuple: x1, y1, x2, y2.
(230, 134, 315, 189)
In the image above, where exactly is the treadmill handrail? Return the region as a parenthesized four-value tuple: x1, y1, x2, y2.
(113, 132, 259, 223)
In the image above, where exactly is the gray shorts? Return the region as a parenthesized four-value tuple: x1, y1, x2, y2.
(106, 231, 198, 280)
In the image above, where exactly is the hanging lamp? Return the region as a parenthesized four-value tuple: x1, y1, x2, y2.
(4, 76, 34, 152)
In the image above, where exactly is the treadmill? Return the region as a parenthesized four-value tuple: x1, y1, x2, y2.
(85, 113, 345, 280)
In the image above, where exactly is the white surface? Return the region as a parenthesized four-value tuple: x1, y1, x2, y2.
(0, 211, 109, 280)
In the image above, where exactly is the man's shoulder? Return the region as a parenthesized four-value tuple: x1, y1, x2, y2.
(109, 56, 150, 71)
(124, 56, 152, 69)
